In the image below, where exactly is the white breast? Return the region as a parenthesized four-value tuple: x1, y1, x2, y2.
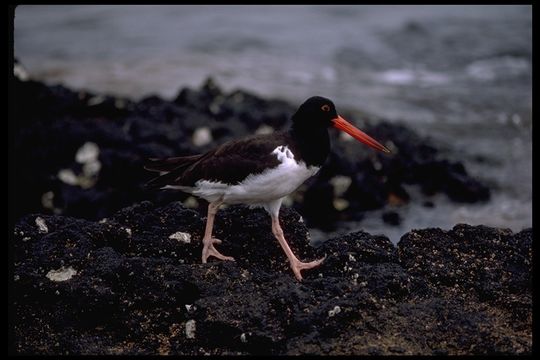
(189, 145, 320, 205)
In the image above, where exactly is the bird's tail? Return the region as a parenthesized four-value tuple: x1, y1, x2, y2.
(143, 154, 201, 190)
(143, 154, 201, 172)
(144, 171, 181, 190)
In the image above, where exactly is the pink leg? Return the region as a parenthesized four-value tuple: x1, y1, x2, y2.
(202, 200, 235, 263)
(271, 215, 325, 281)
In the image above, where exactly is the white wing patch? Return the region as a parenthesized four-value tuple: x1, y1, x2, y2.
(272, 145, 294, 161)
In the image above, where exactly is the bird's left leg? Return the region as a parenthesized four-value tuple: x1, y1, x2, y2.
(266, 199, 325, 281)
(202, 199, 235, 263)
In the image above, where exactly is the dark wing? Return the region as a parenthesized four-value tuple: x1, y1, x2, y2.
(147, 132, 290, 189)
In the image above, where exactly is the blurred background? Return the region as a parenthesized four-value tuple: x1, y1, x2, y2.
(13, 5, 532, 243)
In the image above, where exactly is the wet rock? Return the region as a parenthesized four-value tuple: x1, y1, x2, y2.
(299, 180, 337, 231)
(382, 211, 402, 226)
(11, 203, 531, 355)
(362, 122, 490, 203)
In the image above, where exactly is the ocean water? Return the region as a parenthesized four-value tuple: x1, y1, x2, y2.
(14, 5, 532, 243)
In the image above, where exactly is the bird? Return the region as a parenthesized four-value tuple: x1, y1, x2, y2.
(144, 96, 391, 281)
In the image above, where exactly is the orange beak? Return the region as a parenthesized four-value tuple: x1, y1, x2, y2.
(332, 115, 391, 154)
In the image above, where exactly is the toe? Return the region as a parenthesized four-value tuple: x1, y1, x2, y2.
(290, 256, 325, 281)
(292, 268, 304, 281)
(298, 257, 326, 270)
(202, 245, 234, 262)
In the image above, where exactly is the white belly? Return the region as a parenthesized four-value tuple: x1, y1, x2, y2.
(169, 145, 320, 205)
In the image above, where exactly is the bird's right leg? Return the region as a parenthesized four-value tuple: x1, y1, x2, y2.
(271, 214, 325, 281)
(265, 199, 325, 281)
(202, 200, 235, 263)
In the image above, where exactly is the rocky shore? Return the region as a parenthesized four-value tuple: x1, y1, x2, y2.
(11, 64, 529, 355)
(12, 202, 531, 355)
(12, 65, 489, 231)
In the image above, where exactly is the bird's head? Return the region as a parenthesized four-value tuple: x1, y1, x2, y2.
(292, 96, 391, 154)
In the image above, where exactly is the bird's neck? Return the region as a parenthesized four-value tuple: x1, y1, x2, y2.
(289, 123, 330, 167)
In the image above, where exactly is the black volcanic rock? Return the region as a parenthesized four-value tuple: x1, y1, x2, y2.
(13, 72, 490, 229)
(11, 202, 531, 355)
(382, 211, 402, 226)
(398, 224, 532, 322)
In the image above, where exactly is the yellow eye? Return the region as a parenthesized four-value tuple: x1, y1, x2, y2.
(321, 104, 330, 112)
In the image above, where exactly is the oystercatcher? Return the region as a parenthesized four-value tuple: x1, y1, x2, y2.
(145, 96, 390, 280)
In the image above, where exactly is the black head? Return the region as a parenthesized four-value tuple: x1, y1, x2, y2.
(290, 95, 392, 156)
(291, 96, 338, 129)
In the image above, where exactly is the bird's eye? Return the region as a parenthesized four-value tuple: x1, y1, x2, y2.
(321, 104, 330, 112)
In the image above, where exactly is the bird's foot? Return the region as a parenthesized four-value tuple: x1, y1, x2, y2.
(202, 238, 235, 263)
(290, 255, 326, 281)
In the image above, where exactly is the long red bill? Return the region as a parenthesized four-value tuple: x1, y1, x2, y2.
(332, 115, 391, 154)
